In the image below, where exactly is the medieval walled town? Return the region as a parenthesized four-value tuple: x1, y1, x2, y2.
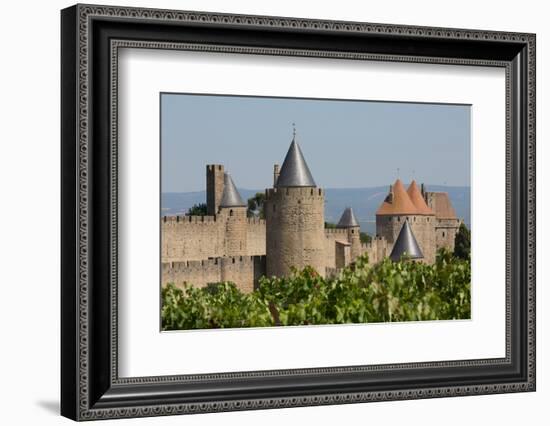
(161, 137, 462, 293)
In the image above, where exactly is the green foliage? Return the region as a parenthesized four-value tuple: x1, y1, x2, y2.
(247, 192, 266, 218)
(360, 232, 372, 244)
(324, 222, 337, 229)
(187, 202, 207, 216)
(453, 222, 471, 260)
(161, 253, 471, 330)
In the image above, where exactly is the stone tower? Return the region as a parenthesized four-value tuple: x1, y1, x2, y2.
(218, 172, 248, 256)
(206, 164, 225, 215)
(375, 179, 436, 264)
(422, 186, 461, 252)
(337, 207, 362, 260)
(376, 178, 418, 245)
(406, 180, 436, 263)
(265, 137, 326, 278)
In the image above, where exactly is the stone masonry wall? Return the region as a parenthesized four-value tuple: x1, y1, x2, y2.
(162, 255, 266, 294)
(265, 187, 326, 278)
(323, 228, 349, 268)
(363, 237, 388, 264)
(335, 241, 351, 268)
(219, 207, 248, 256)
(161, 215, 223, 262)
(246, 217, 266, 256)
(435, 218, 461, 251)
(410, 216, 436, 264)
(161, 214, 267, 263)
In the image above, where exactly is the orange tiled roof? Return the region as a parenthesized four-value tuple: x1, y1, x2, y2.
(430, 192, 457, 219)
(407, 180, 434, 215)
(376, 179, 419, 216)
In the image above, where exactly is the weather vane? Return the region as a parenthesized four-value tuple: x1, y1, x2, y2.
(292, 122, 296, 138)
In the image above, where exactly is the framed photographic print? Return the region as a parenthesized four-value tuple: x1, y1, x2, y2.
(61, 4, 536, 421)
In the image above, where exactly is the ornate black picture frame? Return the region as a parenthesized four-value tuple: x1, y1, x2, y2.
(61, 4, 536, 421)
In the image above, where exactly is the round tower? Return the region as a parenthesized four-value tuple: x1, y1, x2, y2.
(265, 136, 326, 278)
(375, 179, 418, 245)
(218, 172, 248, 256)
(375, 179, 436, 263)
(337, 207, 362, 260)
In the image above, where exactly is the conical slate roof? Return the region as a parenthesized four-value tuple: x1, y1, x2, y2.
(275, 139, 316, 188)
(337, 207, 359, 228)
(376, 179, 418, 216)
(219, 173, 246, 207)
(407, 180, 434, 215)
(390, 220, 424, 261)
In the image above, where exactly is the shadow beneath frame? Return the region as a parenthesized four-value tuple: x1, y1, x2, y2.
(35, 400, 59, 416)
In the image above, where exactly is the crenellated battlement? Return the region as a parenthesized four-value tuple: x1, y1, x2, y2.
(162, 215, 217, 224)
(164, 255, 266, 271)
(324, 228, 348, 236)
(265, 186, 324, 200)
(246, 217, 266, 225)
(206, 164, 224, 172)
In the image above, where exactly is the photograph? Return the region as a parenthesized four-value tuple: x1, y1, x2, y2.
(160, 93, 472, 330)
(58, 3, 536, 420)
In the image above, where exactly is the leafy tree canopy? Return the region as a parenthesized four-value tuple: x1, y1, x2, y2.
(247, 192, 265, 218)
(453, 222, 471, 260)
(360, 232, 372, 244)
(187, 202, 207, 216)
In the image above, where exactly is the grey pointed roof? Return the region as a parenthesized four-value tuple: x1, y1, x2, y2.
(275, 139, 316, 188)
(337, 207, 359, 228)
(219, 173, 246, 208)
(390, 221, 424, 261)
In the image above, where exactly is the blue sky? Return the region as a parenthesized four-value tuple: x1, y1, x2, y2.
(161, 93, 470, 193)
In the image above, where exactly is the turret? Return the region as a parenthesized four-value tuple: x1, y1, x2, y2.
(265, 132, 325, 277)
(337, 207, 362, 260)
(375, 179, 436, 263)
(390, 220, 423, 262)
(218, 173, 248, 256)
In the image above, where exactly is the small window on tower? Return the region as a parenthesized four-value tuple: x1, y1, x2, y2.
(230, 210, 234, 216)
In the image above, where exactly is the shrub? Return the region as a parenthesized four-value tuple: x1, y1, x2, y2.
(161, 253, 471, 330)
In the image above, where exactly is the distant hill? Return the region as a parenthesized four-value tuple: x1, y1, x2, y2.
(162, 185, 470, 235)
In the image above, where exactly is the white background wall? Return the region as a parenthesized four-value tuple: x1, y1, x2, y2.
(0, 0, 546, 424)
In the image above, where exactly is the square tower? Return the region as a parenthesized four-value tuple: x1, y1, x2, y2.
(206, 164, 224, 215)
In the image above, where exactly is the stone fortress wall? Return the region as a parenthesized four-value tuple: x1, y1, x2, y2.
(161, 214, 266, 263)
(162, 256, 266, 294)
